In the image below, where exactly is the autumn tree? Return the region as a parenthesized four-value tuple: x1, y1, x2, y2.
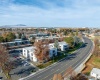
(0, 44, 12, 79)
(34, 41, 49, 63)
(2, 32, 16, 42)
(63, 66, 88, 80)
(70, 73, 88, 80)
(63, 66, 76, 78)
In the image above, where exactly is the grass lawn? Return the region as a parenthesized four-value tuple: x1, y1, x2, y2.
(37, 42, 83, 69)
(67, 42, 83, 54)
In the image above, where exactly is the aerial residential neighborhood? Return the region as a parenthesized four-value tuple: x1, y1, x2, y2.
(0, 27, 98, 80)
(0, 0, 100, 80)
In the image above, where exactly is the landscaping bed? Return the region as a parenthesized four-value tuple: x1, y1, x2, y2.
(37, 42, 83, 69)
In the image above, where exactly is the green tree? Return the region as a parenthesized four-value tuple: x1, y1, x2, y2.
(6, 32, 16, 41)
(0, 36, 4, 42)
(21, 33, 27, 40)
(74, 36, 80, 45)
(54, 40, 59, 49)
(64, 37, 74, 48)
(18, 33, 22, 39)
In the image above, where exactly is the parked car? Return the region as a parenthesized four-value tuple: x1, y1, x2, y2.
(0, 77, 3, 80)
(23, 62, 30, 66)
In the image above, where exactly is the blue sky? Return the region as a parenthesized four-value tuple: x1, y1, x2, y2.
(0, 0, 100, 27)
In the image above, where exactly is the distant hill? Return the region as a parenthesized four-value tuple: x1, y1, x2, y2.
(0, 24, 27, 28)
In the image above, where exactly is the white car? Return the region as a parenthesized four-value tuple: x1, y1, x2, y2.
(23, 62, 30, 66)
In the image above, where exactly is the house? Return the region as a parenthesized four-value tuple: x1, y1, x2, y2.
(90, 68, 100, 79)
(49, 41, 69, 51)
(23, 46, 37, 62)
(22, 46, 57, 62)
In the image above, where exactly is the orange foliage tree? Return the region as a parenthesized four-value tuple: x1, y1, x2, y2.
(34, 40, 49, 63)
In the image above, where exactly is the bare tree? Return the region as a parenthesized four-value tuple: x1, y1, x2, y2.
(63, 66, 88, 80)
(0, 44, 8, 69)
(0, 44, 12, 79)
(63, 66, 76, 78)
(34, 40, 49, 63)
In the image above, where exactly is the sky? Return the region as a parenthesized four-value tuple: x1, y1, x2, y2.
(0, 0, 100, 27)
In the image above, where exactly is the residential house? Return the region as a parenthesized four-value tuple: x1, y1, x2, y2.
(90, 68, 100, 79)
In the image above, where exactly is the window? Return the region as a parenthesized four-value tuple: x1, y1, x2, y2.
(24, 53, 26, 56)
(27, 50, 29, 53)
(53, 50, 55, 53)
(24, 50, 26, 52)
(31, 57, 33, 60)
(31, 53, 33, 56)
(64, 45, 67, 47)
(59, 46, 61, 47)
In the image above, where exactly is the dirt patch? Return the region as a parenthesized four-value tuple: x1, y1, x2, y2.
(82, 55, 100, 75)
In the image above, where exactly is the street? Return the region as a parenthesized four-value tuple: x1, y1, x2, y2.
(21, 37, 93, 80)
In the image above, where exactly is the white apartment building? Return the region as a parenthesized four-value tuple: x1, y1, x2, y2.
(23, 46, 57, 62)
(23, 46, 38, 62)
(49, 41, 69, 51)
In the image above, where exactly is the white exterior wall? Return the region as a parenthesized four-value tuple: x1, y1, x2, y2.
(49, 42, 69, 51)
(23, 46, 57, 62)
(90, 72, 100, 79)
(59, 44, 69, 51)
(49, 48, 57, 57)
(23, 49, 27, 58)
(29, 51, 37, 62)
(23, 48, 37, 62)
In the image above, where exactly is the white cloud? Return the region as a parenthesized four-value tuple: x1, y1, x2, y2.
(0, 0, 100, 27)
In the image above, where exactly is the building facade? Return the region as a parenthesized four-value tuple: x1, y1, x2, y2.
(23, 46, 57, 62)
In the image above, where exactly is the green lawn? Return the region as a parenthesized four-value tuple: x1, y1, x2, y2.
(37, 42, 83, 69)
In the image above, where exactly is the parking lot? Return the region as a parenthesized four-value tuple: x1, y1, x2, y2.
(9, 49, 38, 80)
